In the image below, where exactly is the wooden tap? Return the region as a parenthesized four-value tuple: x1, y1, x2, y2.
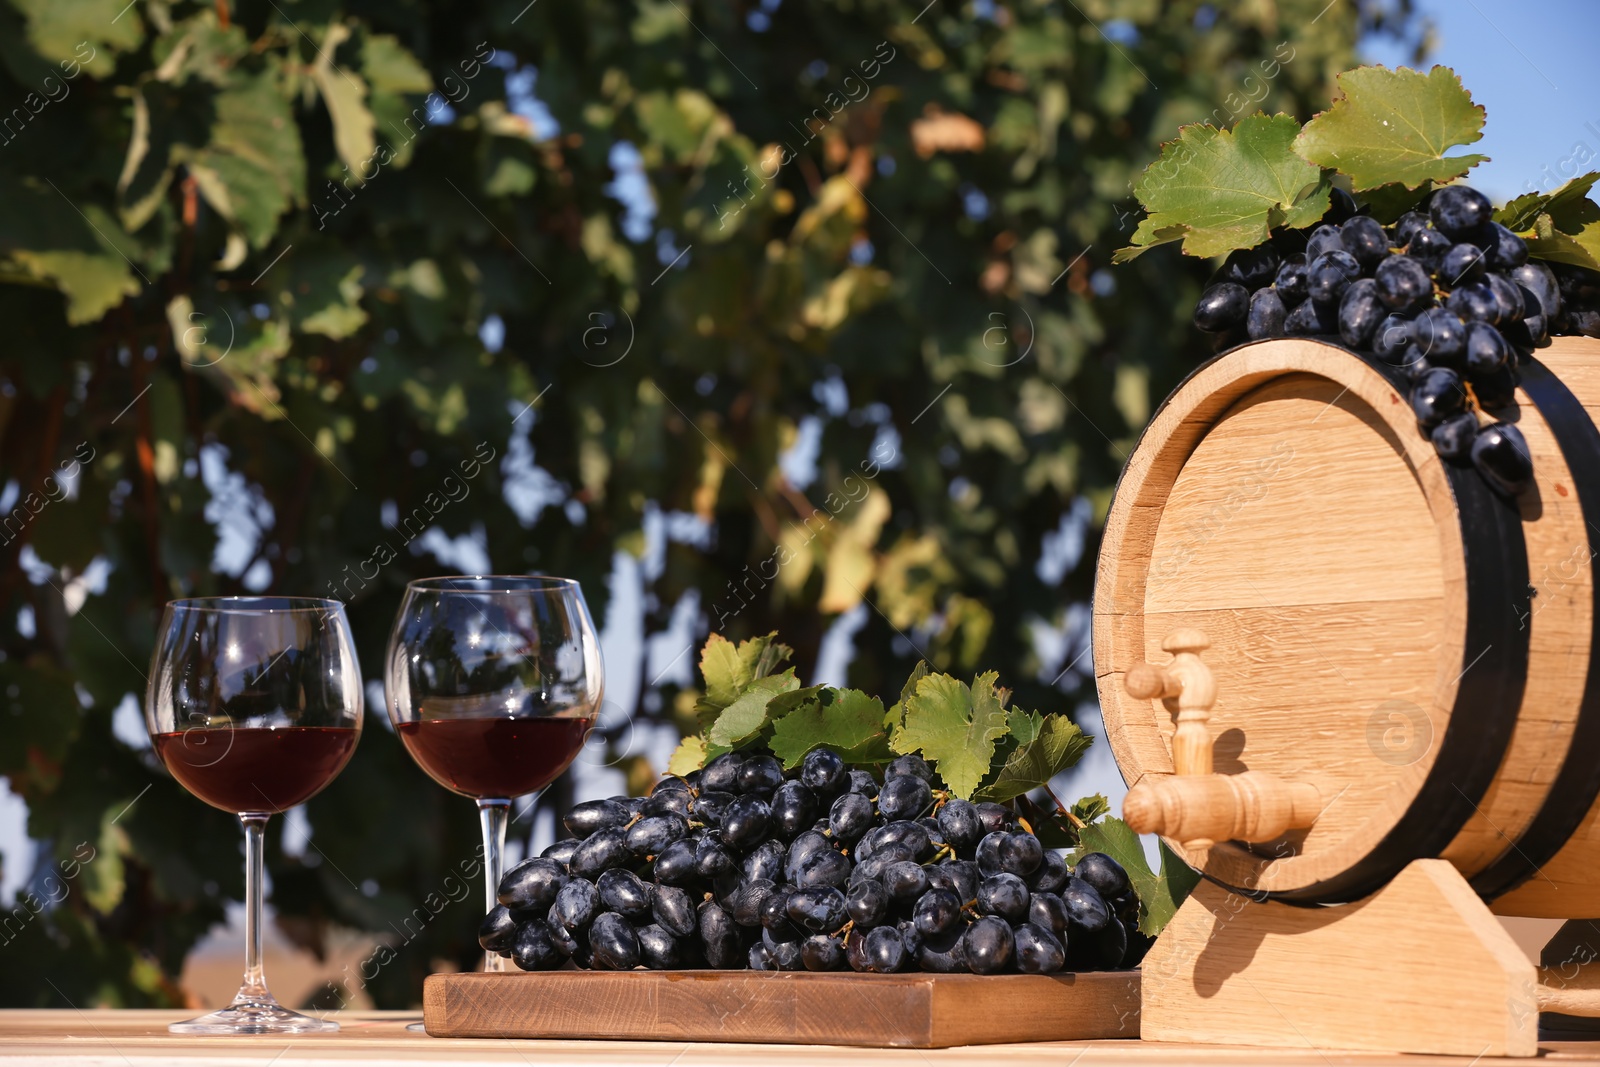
(1122, 628, 1320, 851)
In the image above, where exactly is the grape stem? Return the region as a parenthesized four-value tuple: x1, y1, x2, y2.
(1042, 782, 1086, 829)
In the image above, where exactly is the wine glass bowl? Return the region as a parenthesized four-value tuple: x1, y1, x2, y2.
(146, 596, 362, 1034)
(385, 576, 603, 972)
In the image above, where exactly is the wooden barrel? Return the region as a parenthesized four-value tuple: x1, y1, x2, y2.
(1093, 335, 1600, 915)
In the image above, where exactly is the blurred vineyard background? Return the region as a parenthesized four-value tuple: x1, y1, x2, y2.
(0, 0, 1422, 1008)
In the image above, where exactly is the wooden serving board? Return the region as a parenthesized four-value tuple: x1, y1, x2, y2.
(422, 969, 1140, 1048)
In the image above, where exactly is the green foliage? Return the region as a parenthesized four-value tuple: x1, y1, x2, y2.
(1115, 113, 1329, 261)
(0, 0, 1402, 1007)
(1293, 66, 1488, 190)
(891, 671, 1014, 799)
(1498, 171, 1600, 271)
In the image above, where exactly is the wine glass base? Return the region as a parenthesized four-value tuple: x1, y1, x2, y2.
(169, 993, 338, 1035)
(405, 1021, 428, 1033)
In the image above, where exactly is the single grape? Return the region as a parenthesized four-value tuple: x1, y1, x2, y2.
(864, 926, 907, 973)
(1307, 250, 1361, 305)
(1014, 922, 1067, 974)
(974, 803, 1013, 835)
(1074, 853, 1132, 899)
(1340, 216, 1389, 268)
(625, 814, 688, 858)
(721, 794, 773, 851)
(478, 905, 520, 954)
(1438, 243, 1487, 287)
(649, 775, 691, 796)
(760, 887, 802, 942)
(1060, 876, 1112, 934)
(1393, 211, 1430, 247)
(1247, 287, 1287, 340)
(1430, 412, 1478, 463)
(640, 788, 692, 819)
(1284, 297, 1337, 335)
(545, 918, 580, 959)
(498, 857, 567, 911)
(880, 860, 928, 903)
(541, 838, 579, 869)
(1411, 367, 1468, 428)
(1412, 308, 1467, 366)
(1273, 255, 1310, 306)
(564, 798, 631, 838)
(1447, 282, 1500, 324)
(588, 912, 641, 971)
(1080, 916, 1130, 971)
(998, 832, 1044, 876)
(786, 886, 849, 934)
(885, 753, 934, 781)
(846, 769, 877, 795)
(878, 774, 933, 821)
(1483, 222, 1529, 269)
(747, 941, 776, 971)
(1216, 244, 1282, 289)
(770, 782, 818, 840)
(845, 879, 891, 929)
(915, 927, 969, 973)
(636, 924, 682, 969)
(511, 920, 565, 971)
(737, 755, 785, 795)
(1463, 320, 1510, 375)
(1193, 283, 1250, 332)
(786, 829, 832, 883)
(927, 858, 980, 903)
(700, 752, 744, 793)
(652, 838, 700, 887)
(651, 884, 698, 938)
(1484, 272, 1526, 323)
(877, 819, 932, 860)
(1028, 892, 1070, 942)
(827, 792, 874, 844)
(694, 834, 739, 879)
(975, 831, 1009, 878)
(795, 847, 852, 890)
(1338, 278, 1384, 348)
(569, 828, 630, 878)
(1305, 223, 1344, 260)
(1406, 225, 1452, 270)
(1430, 185, 1493, 238)
(914, 887, 964, 936)
(691, 789, 734, 828)
(962, 916, 1016, 975)
(934, 798, 982, 850)
(977, 873, 1031, 923)
(740, 839, 786, 885)
(698, 901, 745, 969)
(1324, 186, 1359, 224)
(1026, 850, 1070, 894)
(764, 930, 805, 970)
(1510, 261, 1561, 319)
(730, 878, 777, 928)
(798, 748, 848, 795)
(596, 868, 653, 918)
(551, 878, 600, 931)
(801, 933, 846, 971)
(1472, 422, 1534, 497)
(1371, 313, 1416, 367)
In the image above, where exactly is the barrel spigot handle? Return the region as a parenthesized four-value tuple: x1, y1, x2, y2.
(1122, 627, 1320, 851)
(1125, 628, 1217, 779)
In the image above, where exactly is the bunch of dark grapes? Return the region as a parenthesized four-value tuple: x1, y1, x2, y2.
(479, 748, 1142, 975)
(1192, 184, 1600, 498)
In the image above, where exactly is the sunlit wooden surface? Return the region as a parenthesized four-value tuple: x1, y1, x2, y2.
(2, 1011, 1600, 1064)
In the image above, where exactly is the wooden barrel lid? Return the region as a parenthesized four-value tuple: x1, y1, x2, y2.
(1094, 338, 1529, 902)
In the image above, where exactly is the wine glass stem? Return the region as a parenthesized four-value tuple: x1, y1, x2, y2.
(477, 798, 511, 973)
(240, 813, 271, 998)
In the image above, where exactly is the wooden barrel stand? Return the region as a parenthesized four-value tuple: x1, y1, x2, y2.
(1093, 335, 1600, 1056)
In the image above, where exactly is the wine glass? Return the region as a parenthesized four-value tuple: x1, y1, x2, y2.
(146, 597, 363, 1035)
(385, 576, 603, 973)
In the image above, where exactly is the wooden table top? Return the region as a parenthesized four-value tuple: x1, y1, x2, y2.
(2, 1011, 1600, 1065)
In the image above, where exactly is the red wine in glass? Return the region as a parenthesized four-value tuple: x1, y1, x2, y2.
(386, 575, 605, 975)
(152, 726, 359, 813)
(146, 596, 363, 1035)
(396, 716, 592, 799)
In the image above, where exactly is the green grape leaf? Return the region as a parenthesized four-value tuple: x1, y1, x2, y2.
(1073, 816, 1202, 936)
(886, 660, 930, 728)
(1294, 65, 1488, 191)
(698, 633, 746, 711)
(892, 672, 1011, 800)
(1496, 171, 1600, 231)
(1072, 793, 1111, 826)
(1526, 211, 1600, 272)
(1006, 707, 1044, 746)
(706, 670, 800, 751)
(666, 734, 706, 776)
(769, 688, 892, 768)
(974, 715, 1091, 802)
(1114, 113, 1328, 262)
